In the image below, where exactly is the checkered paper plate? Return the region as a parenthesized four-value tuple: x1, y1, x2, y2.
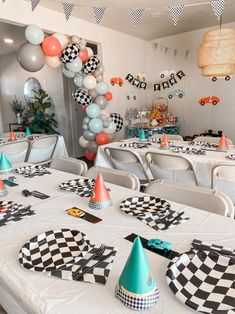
(59, 178, 95, 198)
(190, 141, 218, 148)
(166, 248, 235, 313)
(226, 154, 235, 160)
(15, 165, 51, 178)
(148, 137, 162, 144)
(172, 147, 206, 155)
(120, 142, 151, 149)
(0, 201, 34, 227)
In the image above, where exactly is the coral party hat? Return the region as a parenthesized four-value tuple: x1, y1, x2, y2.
(139, 129, 146, 141)
(218, 134, 228, 151)
(9, 131, 16, 141)
(0, 179, 8, 197)
(116, 237, 159, 310)
(25, 127, 31, 136)
(160, 134, 169, 149)
(0, 152, 12, 172)
(89, 173, 112, 210)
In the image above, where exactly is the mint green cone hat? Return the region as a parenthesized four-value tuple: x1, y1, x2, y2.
(25, 127, 31, 136)
(139, 129, 146, 141)
(0, 152, 12, 172)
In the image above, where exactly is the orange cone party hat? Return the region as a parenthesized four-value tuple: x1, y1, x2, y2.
(218, 134, 228, 151)
(9, 131, 16, 141)
(160, 134, 169, 149)
(0, 179, 8, 197)
(89, 173, 112, 210)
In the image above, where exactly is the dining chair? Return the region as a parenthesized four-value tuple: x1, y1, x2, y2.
(0, 140, 30, 163)
(86, 166, 140, 191)
(145, 151, 199, 186)
(193, 136, 233, 145)
(104, 147, 151, 184)
(26, 135, 59, 164)
(146, 179, 234, 218)
(50, 157, 88, 176)
(149, 134, 184, 141)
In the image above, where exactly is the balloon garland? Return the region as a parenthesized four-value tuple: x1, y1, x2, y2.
(17, 24, 124, 161)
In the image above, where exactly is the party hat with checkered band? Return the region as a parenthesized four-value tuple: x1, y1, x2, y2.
(160, 134, 169, 149)
(218, 133, 228, 151)
(139, 129, 146, 141)
(0, 179, 8, 197)
(0, 152, 12, 172)
(25, 127, 31, 136)
(88, 173, 112, 210)
(9, 130, 16, 141)
(116, 237, 159, 310)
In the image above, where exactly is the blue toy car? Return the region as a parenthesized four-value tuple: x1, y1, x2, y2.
(147, 239, 172, 253)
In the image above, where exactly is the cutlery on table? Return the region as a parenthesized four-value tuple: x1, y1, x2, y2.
(162, 211, 185, 230)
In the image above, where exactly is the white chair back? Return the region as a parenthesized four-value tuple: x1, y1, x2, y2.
(193, 136, 233, 145)
(149, 134, 184, 141)
(146, 180, 234, 218)
(50, 157, 87, 176)
(212, 163, 235, 187)
(26, 135, 58, 164)
(86, 166, 140, 191)
(1, 140, 30, 163)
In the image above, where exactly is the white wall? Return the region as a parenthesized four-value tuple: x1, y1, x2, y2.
(0, 0, 149, 142)
(147, 22, 235, 141)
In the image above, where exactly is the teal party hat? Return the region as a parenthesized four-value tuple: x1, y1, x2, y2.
(25, 127, 31, 136)
(139, 129, 146, 141)
(0, 152, 12, 172)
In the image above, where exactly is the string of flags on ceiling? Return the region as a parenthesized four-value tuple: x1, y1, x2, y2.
(153, 42, 190, 59)
(2, 0, 228, 24)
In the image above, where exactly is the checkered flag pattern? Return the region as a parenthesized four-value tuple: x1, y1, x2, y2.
(82, 55, 101, 74)
(130, 8, 145, 25)
(61, 43, 80, 64)
(120, 142, 151, 149)
(226, 154, 235, 160)
(72, 89, 92, 106)
(19, 229, 91, 272)
(148, 137, 162, 144)
(62, 2, 75, 21)
(168, 5, 184, 26)
(126, 108, 139, 120)
(171, 147, 206, 155)
(191, 239, 235, 258)
(190, 141, 218, 148)
(116, 285, 160, 310)
(0, 201, 35, 227)
(110, 113, 123, 132)
(166, 240, 235, 313)
(49, 245, 117, 284)
(211, 0, 227, 20)
(15, 165, 51, 178)
(31, 0, 40, 11)
(59, 178, 95, 197)
(93, 6, 106, 24)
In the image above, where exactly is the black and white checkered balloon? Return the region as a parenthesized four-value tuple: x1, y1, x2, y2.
(72, 89, 92, 106)
(61, 43, 80, 64)
(110, 113, 123, 132)
(82, 55, 101, 74)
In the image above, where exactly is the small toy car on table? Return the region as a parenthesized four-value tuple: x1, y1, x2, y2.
(147, 239, 172, 253)
(199, 96, 220, 106)
(66, 207, 85, 218)
(110, 77, 123, 86)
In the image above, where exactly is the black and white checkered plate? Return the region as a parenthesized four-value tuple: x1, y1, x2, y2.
(166, 245, 235, 313)
(172, 147, 206, 155)
(120, 196, 171, 216)
(120, 142, 151, 149)
(19, 229, 91, 272)
(148, 138, 162, 144)
(226, 154, 235, 160)
(59, 178, 95, 197)
(0, 201, 34, 227)
(190, 141, 218, 148)
(15, 165, 51, 178)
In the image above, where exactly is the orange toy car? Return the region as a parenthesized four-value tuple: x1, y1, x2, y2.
(199, 96, 220, 106)
(110, 77, 123, 86)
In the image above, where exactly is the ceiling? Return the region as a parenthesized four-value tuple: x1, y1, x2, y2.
(29, 0, 235, 40)
(0, 21, 25, 56)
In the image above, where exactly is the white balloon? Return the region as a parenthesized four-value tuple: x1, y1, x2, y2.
(80, 39, 87, 46)
(66, 58, 83, 73)
(86, 47, 94, 57)
(100, 109, 110, 118)
(53, 33, 68, 49)
(74, 75, 84, 87)
(79, 136, 89, 148)
(72, 35, 80, 43)
(89, 88, 98, 99)
(96, 74, 103, 82)
(79, 44, 86, 50)
(25, 24, 44, 45)
(103, 121, 116, 134)
(83, 75, 97, 90)
(63, 67, 75, 78)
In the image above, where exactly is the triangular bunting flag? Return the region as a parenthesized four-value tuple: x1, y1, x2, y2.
(168, 5, 184, 25)
(31, 0, 40, 11)
(130, 8, 145, 25)
(62, 2, 75, 21)
(211, 0, 227, 20)
(2, 0, 6, 3)
(93, 6, 106, 24)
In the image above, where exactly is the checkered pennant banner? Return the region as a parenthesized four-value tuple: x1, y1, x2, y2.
(211, 0, 227, 20)
(93, 6, 106, 24)
(62, 2, 75, 21)
(130, 8, 145, 25)
(168, 5, 184, 25)
(31, 0, 40, 11)
(2, 0, 6, 3)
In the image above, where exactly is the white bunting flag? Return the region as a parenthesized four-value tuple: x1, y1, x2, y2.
(93, 6, 106, 24)
(31, 0, 40, 11)
(168, 5, 184, 25)
(130, 8, 145, 25)
(211, 0, 227, 20)
(174, 49, 178, 57)
(62, 2, 75, 21)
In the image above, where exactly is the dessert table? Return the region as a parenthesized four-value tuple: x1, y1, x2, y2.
(0, 168, 234, 314)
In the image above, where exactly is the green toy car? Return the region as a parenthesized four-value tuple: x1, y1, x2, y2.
(147, 239, 172, 253)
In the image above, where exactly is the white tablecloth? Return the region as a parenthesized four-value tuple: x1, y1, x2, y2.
(0, 169, 235, 314)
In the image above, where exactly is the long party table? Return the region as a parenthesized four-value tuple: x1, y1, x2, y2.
(0, 168, 234, 314)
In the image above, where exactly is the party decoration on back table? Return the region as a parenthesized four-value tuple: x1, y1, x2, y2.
(139, 129, 146, 141)
(116, 236, 159, 310)
(218, 133, 228, 151)
(89, 173, 112, 210)
(25, 127, 32, 136)
(0, 179, 8, 197)
(0, 152, 12, 172)
(160, 134, 169, 149)
(9, 130, 16, 141)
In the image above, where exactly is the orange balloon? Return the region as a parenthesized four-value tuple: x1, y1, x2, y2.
(96, 132, 109, 146)
(85, 149, 96, 161)
(104, 92, 113, 101)
(42, 36, 62, 56)
(79, 49, 89, 63)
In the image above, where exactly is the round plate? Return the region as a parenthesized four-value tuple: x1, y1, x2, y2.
(172, 147, 205, 155)
(19, 229, 90, 272)
(59, 178, 95, 197)
(226, 154, 235, 160)
(120, 196, 170, 216)
(166, 250, 235, 313)
(190, 141, 217, 148)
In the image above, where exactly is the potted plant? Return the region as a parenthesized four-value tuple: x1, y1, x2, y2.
(9, 96, 25, 124)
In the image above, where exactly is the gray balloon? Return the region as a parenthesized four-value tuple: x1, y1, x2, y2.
(96, 74, 103, 82)
(87, 141, 98, 153)
(83, 117, 90, 124)
(83, 130, 96, 141)
(82, 123, 88, 130)
(95, 96, 107, 109)
(17, 42, 45, 72)
(103, 120, 110, 128)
